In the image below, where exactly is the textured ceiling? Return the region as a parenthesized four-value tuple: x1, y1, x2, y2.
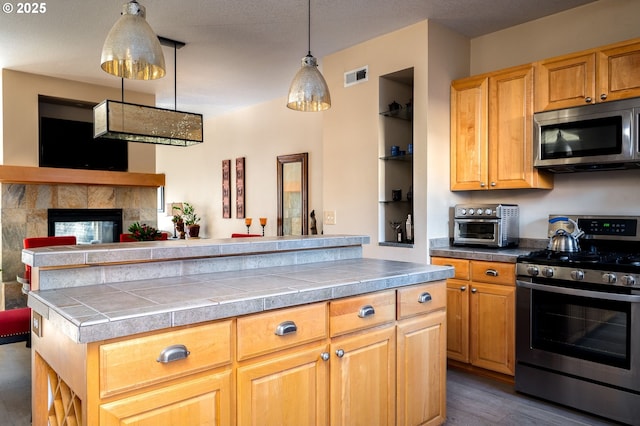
(0, 0, 597, 116)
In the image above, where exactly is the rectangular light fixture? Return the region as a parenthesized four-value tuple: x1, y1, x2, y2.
(93, 100, 203, 146)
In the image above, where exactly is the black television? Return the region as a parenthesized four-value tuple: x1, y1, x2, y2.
(39, 117, 128, 172)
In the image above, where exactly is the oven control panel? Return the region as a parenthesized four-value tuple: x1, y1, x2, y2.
(578, 218, 638, 237)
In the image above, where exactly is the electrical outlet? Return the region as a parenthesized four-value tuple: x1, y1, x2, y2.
(324, 210, 336, 225)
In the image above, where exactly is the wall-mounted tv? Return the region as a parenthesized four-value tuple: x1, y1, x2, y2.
(39, 117, 128, 172)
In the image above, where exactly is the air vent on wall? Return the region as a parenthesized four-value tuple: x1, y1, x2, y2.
(344, 66, 368, 87)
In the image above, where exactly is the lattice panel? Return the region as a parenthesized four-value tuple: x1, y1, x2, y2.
(47, 365, 82, 426)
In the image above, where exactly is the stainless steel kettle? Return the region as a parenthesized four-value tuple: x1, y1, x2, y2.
(547, 217, 584, 253)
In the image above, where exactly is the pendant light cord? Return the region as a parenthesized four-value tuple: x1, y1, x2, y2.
(174, 41, 177, 110)
(307, 0, 311, 56)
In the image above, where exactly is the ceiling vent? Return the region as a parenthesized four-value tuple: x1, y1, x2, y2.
(344, 66, 368, 87)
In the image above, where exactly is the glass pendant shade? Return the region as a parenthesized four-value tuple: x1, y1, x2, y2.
(287, 54, 331, 112)
(100, 1, 166, 80)
(94, 100, 203, 146)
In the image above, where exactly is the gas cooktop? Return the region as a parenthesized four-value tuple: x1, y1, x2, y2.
(517, 215, 640, 287)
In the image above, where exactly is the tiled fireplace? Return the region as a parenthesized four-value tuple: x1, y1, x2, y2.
(1, 182, 158, 308)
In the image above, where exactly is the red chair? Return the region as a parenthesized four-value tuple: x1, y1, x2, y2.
(231, 233, 262, 238)
(1, 235, 77, 347)
(120, 232, 169, 242)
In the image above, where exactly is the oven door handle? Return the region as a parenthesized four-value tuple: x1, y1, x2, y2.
(517, 280, 640, 303)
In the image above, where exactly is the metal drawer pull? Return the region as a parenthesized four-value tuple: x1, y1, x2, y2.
(275, 320, 298, 336)
(358, 305, 375, 318)
(418, 292, 432, 303)
(485, 269, 498, 277)
(320, 352, 330, 361)
(157, 344, 190, 363)
(336, 349, 345, 358)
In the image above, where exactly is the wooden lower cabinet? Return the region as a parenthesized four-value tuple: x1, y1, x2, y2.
(34, 282, 448, 425)
(433, 257, 515, 376)
(330, 326, 396, 426)
(236, 344, 329, 426)
(99, 371, 232, 426)
(397, 310, 447, 426)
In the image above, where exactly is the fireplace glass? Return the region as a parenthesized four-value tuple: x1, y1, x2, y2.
(48, 209, 123, 244)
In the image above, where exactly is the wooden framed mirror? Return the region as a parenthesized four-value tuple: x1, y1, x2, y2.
(277, 153, 308, 236)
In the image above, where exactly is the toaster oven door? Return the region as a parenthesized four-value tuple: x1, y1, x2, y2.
(453, 219, 500, 246)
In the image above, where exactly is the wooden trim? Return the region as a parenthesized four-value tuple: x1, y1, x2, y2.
(0, 165, 165, 187)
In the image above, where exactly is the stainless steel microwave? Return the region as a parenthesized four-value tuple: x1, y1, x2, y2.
(533, 97, 640, 172)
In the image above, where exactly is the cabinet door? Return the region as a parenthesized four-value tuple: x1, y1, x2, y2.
(446, 279, 469, 363)
(236, 345, 329, 426)
(99, 371, 232, 426)
(489, 65, 552, 190)
(469, 282, 515, 375)
(598, 40, 640, 102)
(535, 52, 597, 111)
(397, 310, 446, 426)
(330, 326, 396, 426)
(450, 76, 488, 190)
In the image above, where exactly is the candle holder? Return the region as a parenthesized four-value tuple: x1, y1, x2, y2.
(245, 217, 252, 234)
(259, 217, 267, 236)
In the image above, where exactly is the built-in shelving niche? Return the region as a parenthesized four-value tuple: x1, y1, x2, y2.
(378, 68, 414, 247)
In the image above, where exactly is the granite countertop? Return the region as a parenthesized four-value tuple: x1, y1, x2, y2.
(28, 258, 453, 344)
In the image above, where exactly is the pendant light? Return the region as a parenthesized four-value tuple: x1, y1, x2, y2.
(286, 0, 331, 112)
(94, 38, 203, 146)
(100, 0, 165, 80)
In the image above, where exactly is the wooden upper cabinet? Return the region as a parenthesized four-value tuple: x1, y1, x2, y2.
(450, 75, 488, 191)
(451, 65, 553, 191)
(535, 52, 597, 111)
(536, 37, 640, 111)
(598, 39, 640, 102)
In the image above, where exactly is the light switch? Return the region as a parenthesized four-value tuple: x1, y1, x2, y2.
(324, 210, 336, 225)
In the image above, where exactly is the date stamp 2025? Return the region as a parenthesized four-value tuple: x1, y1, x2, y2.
(3, 2, 47, 14)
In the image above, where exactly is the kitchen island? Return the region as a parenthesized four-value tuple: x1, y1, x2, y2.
(26, 235, 453, 425)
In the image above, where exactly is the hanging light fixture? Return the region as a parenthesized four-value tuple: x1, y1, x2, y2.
(100, 0, 165, 80)
(286, 0, 331, 112)
(94, 37, 203, 146)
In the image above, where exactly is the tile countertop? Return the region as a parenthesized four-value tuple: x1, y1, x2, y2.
(430, 244, 544, 263)
(28, 258, 453, 344)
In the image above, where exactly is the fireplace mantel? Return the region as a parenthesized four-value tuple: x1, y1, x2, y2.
(0, 165, 164, 187)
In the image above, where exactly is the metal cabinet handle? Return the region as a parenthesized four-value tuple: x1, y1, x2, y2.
(336, 349, 345, 358)
(460, 286, 467, 292)
(275, 320, 297, 336)
(320, 352, 330, 361)
(600, 93, 607, 100)
(490, 182, 496, 187)
(485, 269, 498, 277)
(585, 96, 593, 103)
(471, 288, 478, 294)
(418, 292, 432, 303)
(358, 305, 375, 318)
(157, 344, 190, 363)
(480, 182, 486, 187)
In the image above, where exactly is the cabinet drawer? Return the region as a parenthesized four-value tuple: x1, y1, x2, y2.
(237, 302, 327, 361)
(397, 281, 446, 319)
(431, 257, 470, 280)
(470, 260, 515, 286)
(330, 290, 396, 337)
(99, 320, 232, 398)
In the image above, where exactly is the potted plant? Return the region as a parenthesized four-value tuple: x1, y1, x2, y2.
(171, 205, 186, 239)
(179, 202, 201, 238)
(128, 222, 161, 241)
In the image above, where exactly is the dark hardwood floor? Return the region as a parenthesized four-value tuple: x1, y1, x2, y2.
(0, 343, 625, 426)
(446, 367, 622, 425)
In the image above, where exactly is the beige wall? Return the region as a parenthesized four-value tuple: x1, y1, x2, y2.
(470, 0, 640, 75)
(2, 69, 156, 172)
(322, 21, 468, 262)
(155, 97, 323, 239)
(459, 0, 640, 238)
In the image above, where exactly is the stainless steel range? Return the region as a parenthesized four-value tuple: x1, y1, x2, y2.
(516, 215, 640, 425)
